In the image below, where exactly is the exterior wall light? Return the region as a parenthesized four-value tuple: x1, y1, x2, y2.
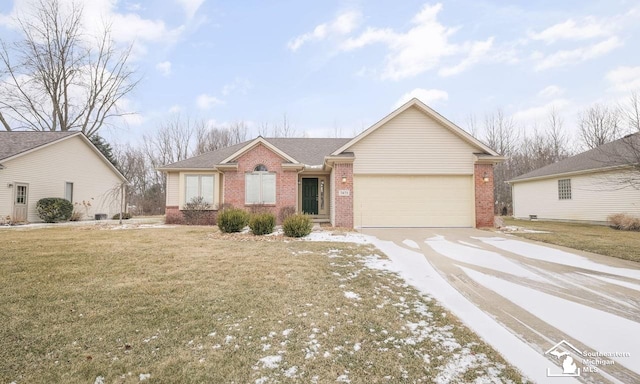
(341, 175, 347, 183)
(482, 173, 490, 183)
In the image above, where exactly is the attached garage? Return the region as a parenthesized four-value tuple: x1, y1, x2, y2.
(353, 174, 474, 227)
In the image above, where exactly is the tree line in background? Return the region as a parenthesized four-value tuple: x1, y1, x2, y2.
(2, 0, 639, 217)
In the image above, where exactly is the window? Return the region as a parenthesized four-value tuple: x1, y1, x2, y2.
(246, 165, 276, 204)
(16, 185, 27, 204)
(558, 179, 571, 200)
(185, 175, 214, 205)
(65, 182, 74, 202)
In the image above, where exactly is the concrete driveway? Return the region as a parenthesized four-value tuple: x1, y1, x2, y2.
(360, 228, 640, 384)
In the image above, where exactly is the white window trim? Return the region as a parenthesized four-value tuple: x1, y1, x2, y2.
(65, 182, 74, 203)
(245, 171, 276, 205)
(558, 179, 571, 200)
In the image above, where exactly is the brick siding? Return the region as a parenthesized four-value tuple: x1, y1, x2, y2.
(474, 163, 495, 228)
(333, 163, 353, 228)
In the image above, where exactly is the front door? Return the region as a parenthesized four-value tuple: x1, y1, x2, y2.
(13, 183, 28, 223)
(301, 178, 319, 215)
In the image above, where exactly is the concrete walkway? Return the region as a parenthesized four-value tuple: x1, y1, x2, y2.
(361, 228, 640, 384)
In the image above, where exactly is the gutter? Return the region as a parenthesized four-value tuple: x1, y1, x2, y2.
(508, 164, 633, 184)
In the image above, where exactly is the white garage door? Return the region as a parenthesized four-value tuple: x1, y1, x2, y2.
(353, 175, 474, 227)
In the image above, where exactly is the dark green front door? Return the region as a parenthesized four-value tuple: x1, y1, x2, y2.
(302, 178, 319, 215)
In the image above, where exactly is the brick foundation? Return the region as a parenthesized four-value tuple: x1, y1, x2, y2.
(165, 205, 217, 225)
(474, 164, 495, 228)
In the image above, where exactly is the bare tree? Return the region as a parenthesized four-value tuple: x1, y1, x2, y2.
(0, 0, 139, 134)
(194, 120, 248, 154)
(622, 90, 640, 132)
(578, 103, 622, 149)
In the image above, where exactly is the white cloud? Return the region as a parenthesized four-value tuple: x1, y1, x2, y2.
(534, 37, 622, 71)
(196, 94, 224, 109)
(222, 77, 252, 96)
(340, 3, 495, 80)
(156, 61, 172, 76)
(606, 66, 640, 92)
(0, 0, 185, 59)
(538, 85, 565, 98)
(439, 37, 494, 77)
(288, 10, 361, 51)
(529, 17, 612, 44)
(394, 88, 449, 109)
(176, 0, 205, 20)
(511, 99, 570, 124)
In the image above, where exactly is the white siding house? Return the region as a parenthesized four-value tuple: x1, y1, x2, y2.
(0, 132, 127, 223)
(509, 134, 640, 223)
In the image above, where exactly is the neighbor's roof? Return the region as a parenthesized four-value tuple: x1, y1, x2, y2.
(510, 133, 640, 182)
(158, 137, 351, 170)
(0, 131, 77, 161)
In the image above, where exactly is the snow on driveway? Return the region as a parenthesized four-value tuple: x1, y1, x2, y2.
(308, 230, 577, 383)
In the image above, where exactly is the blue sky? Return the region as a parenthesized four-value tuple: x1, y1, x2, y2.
(1, 0, 640, 144)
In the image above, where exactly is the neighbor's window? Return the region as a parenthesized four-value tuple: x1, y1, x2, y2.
(185, 175, 214, 205)
(65, 182, 74, 203)
(246, 165, 276, 204)
(558, 179, 571, 200)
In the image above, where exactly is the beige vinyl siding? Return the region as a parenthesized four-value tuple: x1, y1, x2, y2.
(166, 172, 180, 207)
(0, 136, 123, 222)
(512, 170, 640, 222)
(348, 106, 477, 175)
(354, 175, 474, 227)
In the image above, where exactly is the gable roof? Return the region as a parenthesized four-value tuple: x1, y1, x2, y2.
(158, 137, 351, 170)
(0, 131, 77, 161)
(0, 131, 127, 182)
(510, 133, 640, 183)
(332, 98, 501, 157)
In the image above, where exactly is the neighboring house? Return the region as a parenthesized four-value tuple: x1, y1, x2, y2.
(0, 131, 127, 223)
(159, 98, 504, 228)
(509, 133, 640, 223)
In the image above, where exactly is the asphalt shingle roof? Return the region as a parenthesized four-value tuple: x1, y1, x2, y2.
(510, 132, 640, 182)
(0, 131, 77, 161)
(159, 137, 351, 169)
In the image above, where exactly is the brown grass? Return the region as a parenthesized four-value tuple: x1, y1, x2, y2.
(0, 225, 527, 383)
(503, 218, 640, 262)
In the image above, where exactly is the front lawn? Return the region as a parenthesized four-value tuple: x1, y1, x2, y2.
(502, 218, 640, 263)
(0, 225, 526, 383)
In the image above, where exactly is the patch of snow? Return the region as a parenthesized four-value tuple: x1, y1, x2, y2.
(582, 273, 640, 292)
(262, 344, 271, 351)
(94, 376, 105, 384)
(208, 332, 216, 337)
(304, 231, 372, 244)
(353, 343, 361, 351)
(460, 266, 640, 374)
(282, 328, 293, 337)
(258, 355, 282, 369)
(499, 225, 550, 233)
(139, 373, 151, 381)
(473, 236, 640, 280)
(255, 377, 268, 384)
(336, 374, 351, 383)
(402, 239, 420, 249)
(283, 366, 298, 378)
(425, 235, 553, 284)
(361, 235, 579, 384)
(344, 291, 361, 300)
(224, 335, 234, 344)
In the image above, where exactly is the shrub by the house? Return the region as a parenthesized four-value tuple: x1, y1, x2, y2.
(249, 212, 276, 235)
(278, 205, 296, 223)
(608, 213, 640, 231)
(36, 198, 74, 223)
(282, 214, 313, 238)
(218, 208, 249, 233)
(182, 196, 215, 225)
(112, 212, 132, 220)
